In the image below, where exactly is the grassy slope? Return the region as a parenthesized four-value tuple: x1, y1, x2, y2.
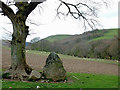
(43, 28, 118, 43)
(91, 29, 118, 41)
(44, 34, 72, 42)
(2, 73, 118, 88)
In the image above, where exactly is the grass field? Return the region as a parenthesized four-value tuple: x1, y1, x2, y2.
(44, 34, 72, 42)
(2, 47, 118, 88)
(91, 29, 118, 41)
(26, 50, 118, 65)
(2, 72, 118, 88)
(2, 46, 119, 65)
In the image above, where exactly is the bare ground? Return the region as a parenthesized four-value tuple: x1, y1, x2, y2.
(2, 48, 118, 75)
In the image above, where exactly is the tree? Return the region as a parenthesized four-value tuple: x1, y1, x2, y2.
(70, 41, 91, 58)
(94, 40, 110, 59)
(107, 37, 118, 60)
(1, 0, 46, 80)
(30, 37, 40, 43)
(0, 0, 106, 80)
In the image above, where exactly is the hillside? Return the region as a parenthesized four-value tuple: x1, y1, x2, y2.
(31, 28, 118, 60)
(43, 34, 72, 42)
(91, 28, 118, 41)
(60, 28, 118, 43)
(43, 28, 118, 43)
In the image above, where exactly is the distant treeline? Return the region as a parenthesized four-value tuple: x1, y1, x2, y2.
(29, 29, 119, 60)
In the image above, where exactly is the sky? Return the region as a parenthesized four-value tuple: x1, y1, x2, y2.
(0, 0, 118, 42)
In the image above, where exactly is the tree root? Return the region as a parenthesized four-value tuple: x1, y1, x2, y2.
(10, 69, 29, 81)
(3, 65, 33, 81)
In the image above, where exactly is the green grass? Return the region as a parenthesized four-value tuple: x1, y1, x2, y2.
(44, 34, 72, 42)
(92, 29, 118, 41)
(0, 80, 2, 90)
(2, 72, 118, 88)
(27, 50, 50, 56)
(27, 50, 118, 65)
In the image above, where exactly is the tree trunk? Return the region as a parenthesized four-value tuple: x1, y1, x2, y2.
(9, 20, 32, 80)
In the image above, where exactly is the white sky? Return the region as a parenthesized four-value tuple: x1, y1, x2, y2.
(0, 0, 118, 42)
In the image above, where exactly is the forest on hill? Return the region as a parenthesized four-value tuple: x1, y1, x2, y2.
(28, 29, 118, 60)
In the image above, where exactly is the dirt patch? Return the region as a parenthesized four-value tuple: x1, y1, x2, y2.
(2, 48, 118, 75)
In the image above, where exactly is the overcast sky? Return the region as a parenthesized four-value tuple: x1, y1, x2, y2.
(0, 0, 118, 42)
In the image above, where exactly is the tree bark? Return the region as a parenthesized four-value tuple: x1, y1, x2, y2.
(9, 20, 32, 80)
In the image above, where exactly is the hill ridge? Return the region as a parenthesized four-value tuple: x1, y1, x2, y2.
(30, 28, 118, 60)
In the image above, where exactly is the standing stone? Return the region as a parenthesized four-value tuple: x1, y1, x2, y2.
(43, 52, 66, 81)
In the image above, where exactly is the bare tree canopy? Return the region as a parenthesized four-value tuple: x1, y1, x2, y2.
(0, 0, 107, 29)
(56, 0, 108, 29)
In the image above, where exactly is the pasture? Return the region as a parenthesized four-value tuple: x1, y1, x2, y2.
(1, 47, 118, 88)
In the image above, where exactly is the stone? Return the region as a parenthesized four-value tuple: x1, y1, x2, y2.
(29, 70, 41, 80)
(41, 80, 45, 83)
(43, 52, 66, 81)
(2, 72, 11, 79)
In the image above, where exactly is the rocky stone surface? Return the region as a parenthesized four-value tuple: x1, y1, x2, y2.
(43, 52, 66, 81)
(29, 70, 41, 80)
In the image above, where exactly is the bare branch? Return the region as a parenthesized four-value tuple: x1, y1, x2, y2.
(16, 0, 46, 21)
(57, 0, 100, 30)
(27, 19, 40, 26)
(2, 27, 12, 34)
(0, 1, 15, 22)
(102, 0, 108, 8)
(38, 4, 44, 14)
(2, 27, 12, 41)
(15, 2, 29, 9)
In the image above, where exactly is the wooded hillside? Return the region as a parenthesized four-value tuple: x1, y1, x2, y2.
(29, 29, 118, 60)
